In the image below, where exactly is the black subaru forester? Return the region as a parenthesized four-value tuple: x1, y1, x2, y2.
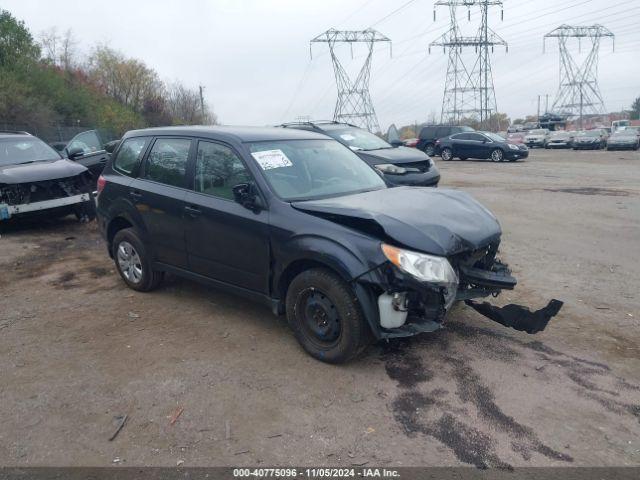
(96, 126, 561, 363)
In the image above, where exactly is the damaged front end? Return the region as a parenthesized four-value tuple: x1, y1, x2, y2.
(357, 241, 561, 339)
(0, 174, 94, 222)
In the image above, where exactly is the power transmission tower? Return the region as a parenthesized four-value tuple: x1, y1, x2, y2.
(310, 28, 391, 133)
(544, 25, 614, 121)
(430, 1, 507, 129)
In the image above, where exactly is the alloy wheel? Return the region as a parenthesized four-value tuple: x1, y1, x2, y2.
(491, 149, 504, 162)
(117, 241, 143, 284)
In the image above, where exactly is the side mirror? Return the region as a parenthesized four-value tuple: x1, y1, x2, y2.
(104, 140, 120, 154)
(389, 140, 403, 148)
(232, 182, 264, 212)
(66, 147, 84, 160)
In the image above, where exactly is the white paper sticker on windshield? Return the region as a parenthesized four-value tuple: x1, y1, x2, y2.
(340, 134, 356, 141)
(251, 149, 293, 170)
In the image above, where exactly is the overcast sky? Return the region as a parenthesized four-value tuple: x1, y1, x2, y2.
(4, 0, 639, 129)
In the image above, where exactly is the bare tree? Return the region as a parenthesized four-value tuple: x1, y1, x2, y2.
(39, 27, 77, 69)
(166, 81, 217, 125)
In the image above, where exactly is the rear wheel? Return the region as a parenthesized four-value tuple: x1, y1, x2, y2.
(112, 228, 163, 292)
(425, 143, 436, 156)
(285, 268, 370, 363)
(490, 148, 504, 162)
(441, 147, 453, 161)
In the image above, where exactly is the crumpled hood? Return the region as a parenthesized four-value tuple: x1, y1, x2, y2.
(0, 159, 87, 184)
(292, 187, 501, 256)
(356, 146, 430, 166)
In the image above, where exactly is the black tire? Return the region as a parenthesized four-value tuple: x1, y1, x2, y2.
(490, 148, 504, 162)
(74, 199, 96, 223)
(425, 143, 436, 156)
(112, 227, 163, 292)
(441, 147, 453, 161)
(285, 268, 371, 363)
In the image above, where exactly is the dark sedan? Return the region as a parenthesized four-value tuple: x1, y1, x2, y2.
(573, 130, 607, 150)
(437, 131, 529, 162)
(281, 122, 440, 187)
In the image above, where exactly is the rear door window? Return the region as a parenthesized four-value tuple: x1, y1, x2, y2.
(420, 127, 437, 139)
(436, 127, 449, 138)
(144, 138, 192, 188)
(113, 137, 150, 175)
(468, 133, 486, 142)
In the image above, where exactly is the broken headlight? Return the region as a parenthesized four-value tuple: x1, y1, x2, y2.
(382, 244, 457, 284)
(375, 163, 406, 175)
(382, 244, 459, 310)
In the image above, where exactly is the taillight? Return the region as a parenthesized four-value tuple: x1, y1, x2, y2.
(96, 175, 107, 195)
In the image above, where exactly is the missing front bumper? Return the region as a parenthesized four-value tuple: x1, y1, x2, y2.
(0, 193, 91, 220)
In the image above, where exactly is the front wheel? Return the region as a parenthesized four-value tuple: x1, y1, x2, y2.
(490, 148, 504, 162)
(285, 268, 371, 363)
(441, 147, 453, 161)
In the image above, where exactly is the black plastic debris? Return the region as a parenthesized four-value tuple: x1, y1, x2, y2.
(465, 299, 564, 334)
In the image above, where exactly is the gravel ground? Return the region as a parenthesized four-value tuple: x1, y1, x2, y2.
(0, 148, 638, 468)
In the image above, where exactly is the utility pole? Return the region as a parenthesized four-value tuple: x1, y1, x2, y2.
(537, 95, 541, 124)
(198, 85, 206, 121)
(544, 25, 614, 122)
(430, 1, 507, 128)
(579, 85, 584, 130)
(310, 28, 391, 133)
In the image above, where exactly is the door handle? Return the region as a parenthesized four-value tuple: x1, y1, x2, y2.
(129, 190, 142, 201)
(184, 205, 201, 218)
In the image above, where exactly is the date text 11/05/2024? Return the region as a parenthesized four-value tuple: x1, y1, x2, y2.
(232, 468, 400, 478)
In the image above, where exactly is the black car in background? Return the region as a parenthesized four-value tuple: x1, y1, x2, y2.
(0, 132, 96, 222)
(573, 130, 608, 150)
(606, 130, 640, 150)
(96, 126, 558, 363)
(437, 131, 529, 162)
(416, 125, 474, 156)
(281, 121, 440, 187)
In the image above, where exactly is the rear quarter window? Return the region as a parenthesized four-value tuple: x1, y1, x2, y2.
(113, 137, 150, 175)
(420, 127, 437, 139)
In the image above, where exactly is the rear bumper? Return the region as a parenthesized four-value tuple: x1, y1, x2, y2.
(1, 193, 91, 220)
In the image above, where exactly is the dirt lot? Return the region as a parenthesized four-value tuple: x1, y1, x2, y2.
(1, 148, 639, 469)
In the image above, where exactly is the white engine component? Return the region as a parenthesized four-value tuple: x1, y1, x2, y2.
(378, 293, 408, 329)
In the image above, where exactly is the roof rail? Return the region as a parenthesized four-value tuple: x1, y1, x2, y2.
(0, 130, 31, 135)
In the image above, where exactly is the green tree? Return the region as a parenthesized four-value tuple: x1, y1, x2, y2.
(0, 9, 40, 67)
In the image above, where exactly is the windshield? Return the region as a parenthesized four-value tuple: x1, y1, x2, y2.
(325, 127, 391, 151)
(0, 137, 61, 166)
(529, 129, 548, 135)
(484, 132, 505, 142)
(248, 139, 386, 201)
(577, 131, 601, 137)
